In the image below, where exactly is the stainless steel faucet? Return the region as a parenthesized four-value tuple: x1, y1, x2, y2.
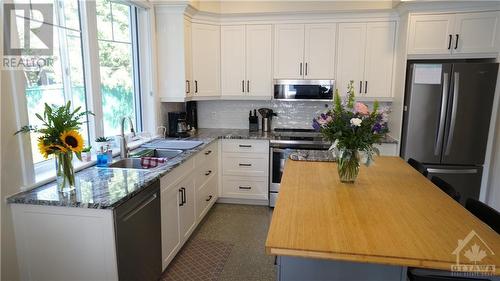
(120, 117, 136, 158)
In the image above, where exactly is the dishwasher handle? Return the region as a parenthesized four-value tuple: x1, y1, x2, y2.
(122, 193, 158, 222)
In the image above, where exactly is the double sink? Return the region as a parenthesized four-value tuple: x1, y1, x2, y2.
(108, 140, 204, 170)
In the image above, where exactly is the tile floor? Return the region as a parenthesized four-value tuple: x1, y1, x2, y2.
(169, 203, 277, 281)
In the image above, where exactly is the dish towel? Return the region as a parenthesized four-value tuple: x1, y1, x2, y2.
(140, 157, 167, 168)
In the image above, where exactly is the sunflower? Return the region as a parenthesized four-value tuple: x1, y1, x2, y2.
(60, 130, 84, 153)
(38, 139, 50, 159)
(38, 139, 67, 158)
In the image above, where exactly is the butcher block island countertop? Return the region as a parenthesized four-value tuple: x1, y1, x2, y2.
(265, 157, 500, 274)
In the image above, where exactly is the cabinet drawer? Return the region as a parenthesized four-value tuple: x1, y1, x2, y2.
(195, 141, 218, 166)
(195, 159, 218, 190)
(196, 174, 218, 220)
(222, 153, 269, 177)
(222, 176, 268, 200)
(222, 139, 269, 154)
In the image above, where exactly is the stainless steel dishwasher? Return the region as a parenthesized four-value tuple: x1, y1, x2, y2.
(114, 180, 161, 281)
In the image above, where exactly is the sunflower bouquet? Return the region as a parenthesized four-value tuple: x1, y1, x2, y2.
(16, 101, 91, 192)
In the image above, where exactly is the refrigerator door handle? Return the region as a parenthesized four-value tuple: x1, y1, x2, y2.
(427, 168, 478, 174)
(435, 72, 449, 156)
(445, 72, 459, 156)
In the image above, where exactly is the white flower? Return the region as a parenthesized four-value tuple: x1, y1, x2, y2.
(350, 118, 362, 127)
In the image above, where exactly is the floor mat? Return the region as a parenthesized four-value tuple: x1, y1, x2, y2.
(160, 238, 233, 281)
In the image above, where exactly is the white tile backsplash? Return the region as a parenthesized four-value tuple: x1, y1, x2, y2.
(197, 100, 390, 130)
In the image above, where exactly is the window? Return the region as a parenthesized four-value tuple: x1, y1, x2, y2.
(96, 0, 142, 136)
(17, 0, 148, 184)
(22, 0, 89, 165)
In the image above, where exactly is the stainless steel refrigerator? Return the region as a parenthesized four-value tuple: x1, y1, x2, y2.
(401, 61, 498, 205)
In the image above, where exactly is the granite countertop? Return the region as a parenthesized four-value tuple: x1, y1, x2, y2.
(289, 150, 336, 162)
(7, 128, 397, 209)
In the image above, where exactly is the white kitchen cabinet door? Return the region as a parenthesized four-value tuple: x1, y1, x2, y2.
(184, 19, 193, 97)
(336, 23, 366, 95)
(178, 176, 196, 241)
(453, 11, 500, 54)
(221, 25, 246, 97)
(304, 24, 336, 79)
(274, 24, 305, 79)
(363, 22, 396, 98)
(192, 23, 220, 97)
(408, 14, 455, 55)
(160, 178, 181, 270)
(246, 24, 273, 97)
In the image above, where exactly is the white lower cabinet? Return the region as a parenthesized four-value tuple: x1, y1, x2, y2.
(196, 173, 218, 220)
(178, 176, 196, 241)
(375, 143, 399, 156)
(160, 141, 219, 270)
(222, 175, 268, 200)
(161, 178, 182, 269)
(221, 139, 269, 204)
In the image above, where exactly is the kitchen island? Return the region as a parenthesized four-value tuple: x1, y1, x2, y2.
(265, 157, 500, 280)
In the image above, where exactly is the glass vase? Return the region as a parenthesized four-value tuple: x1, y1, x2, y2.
(55, 151, 76, 193)
(337, 149, 360, 183)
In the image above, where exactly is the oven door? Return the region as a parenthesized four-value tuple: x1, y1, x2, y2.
(270, 148, 295, 193)
(274, 80, 334, 101)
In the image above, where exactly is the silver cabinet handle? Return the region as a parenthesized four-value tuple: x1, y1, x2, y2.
(427, 168, 478, 174)
(242, 80, 245, 92)
(435, 72, 449, 156)
(300, 63, 303, 76)
(305, 63, 308, 76)
(239, 186, 252, 190)
(364, 81, 367, 94)
(186, 80, 190, 93)
(205, 170, 212, 176)
(239, 163, 252, 167)
(445, 72, 459, 156)
(359, 81, 362, 93)
(247, 80, 250, 93)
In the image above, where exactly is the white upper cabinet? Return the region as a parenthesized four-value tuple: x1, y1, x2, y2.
(304, 24, 336, 79)
(363, 22, 396, 98)
(408, 11, 500, 56)
(274, 24, 305, 79)
(336, 22, 395, 98)
(336, 23, 366, 95)
(192, 23, 220, 97)
(184, 19, 193, 98)
(156, 10, 189, 102)
(220, 24, 272, 98)
(274, 23, 336, 79)
(246, 25, 273, 97)
(454, 11, 500, 54)
(408, 14, 455, 55)
(221, 25, 246, 96)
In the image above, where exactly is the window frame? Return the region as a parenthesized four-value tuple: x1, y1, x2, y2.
(18, 0, 153, 186)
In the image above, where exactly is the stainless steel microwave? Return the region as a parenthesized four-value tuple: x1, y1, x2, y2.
(273, 79, 335, 101)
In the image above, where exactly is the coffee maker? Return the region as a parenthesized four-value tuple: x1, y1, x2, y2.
(168, 112, 189, 137)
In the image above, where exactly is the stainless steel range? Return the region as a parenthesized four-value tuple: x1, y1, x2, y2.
(269, 128, 330, 207)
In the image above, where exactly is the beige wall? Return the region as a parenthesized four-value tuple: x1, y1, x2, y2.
(187, 0, 396, 14)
